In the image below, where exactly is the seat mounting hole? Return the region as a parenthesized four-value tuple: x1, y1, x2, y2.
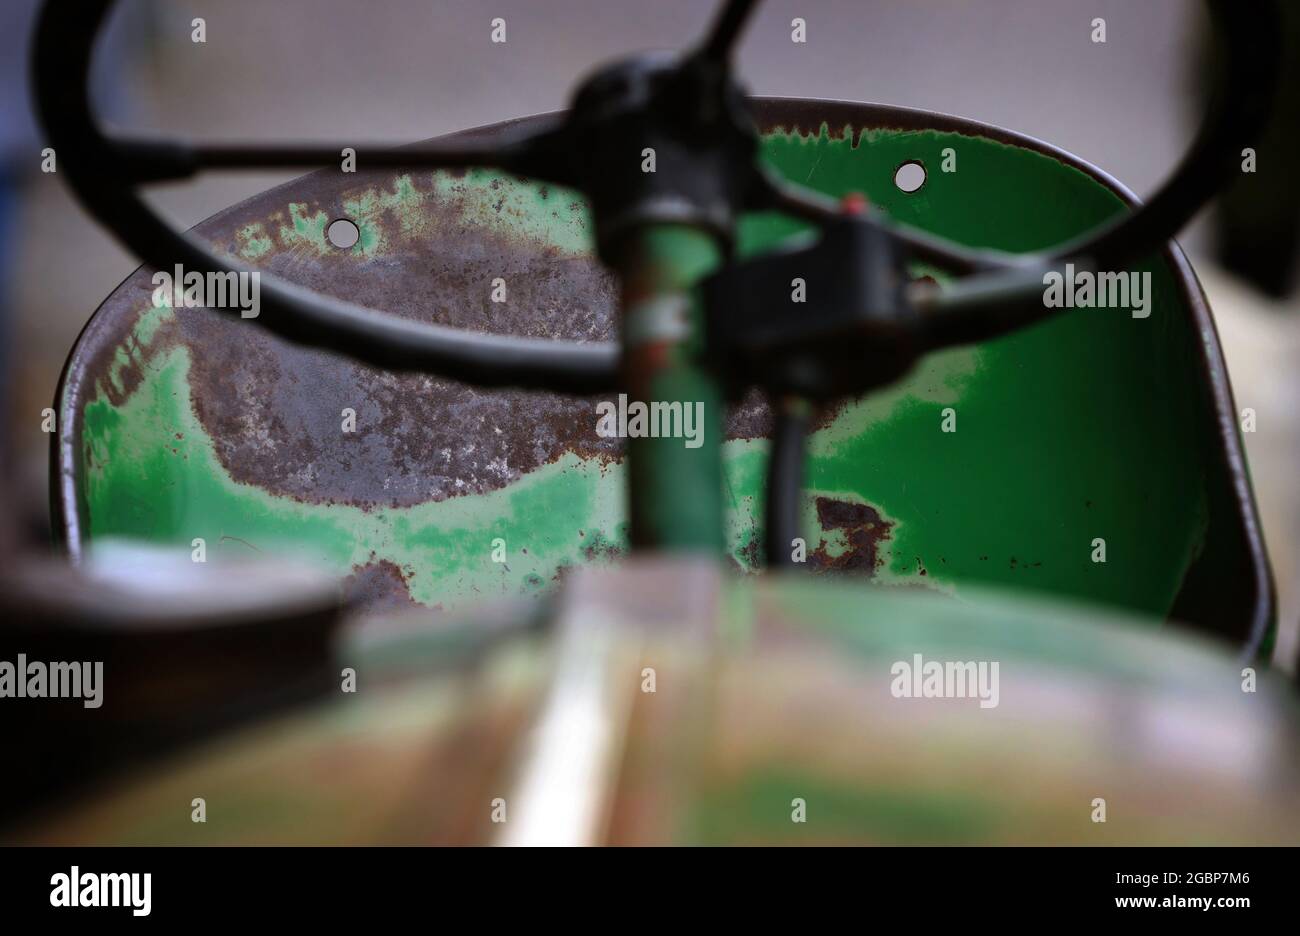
(893, 161, 926, 194)
(327, 218, 360, 249)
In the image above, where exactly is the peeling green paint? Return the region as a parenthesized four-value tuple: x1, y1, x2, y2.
(82, 346, 636, 606)
(279, 202, 332, 255)
(430, 169, 592, 256)
(236, 222, 273, 260)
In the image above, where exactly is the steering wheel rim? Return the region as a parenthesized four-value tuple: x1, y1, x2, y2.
(31, 0, 1281, 390)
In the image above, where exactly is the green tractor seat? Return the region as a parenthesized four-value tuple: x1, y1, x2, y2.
(53, 99, 1273, 654)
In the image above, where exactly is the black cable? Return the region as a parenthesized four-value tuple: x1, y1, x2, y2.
(765, 396, 811, 570)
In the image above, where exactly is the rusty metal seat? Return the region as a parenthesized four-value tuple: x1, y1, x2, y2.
(53, 99, 1274, 653)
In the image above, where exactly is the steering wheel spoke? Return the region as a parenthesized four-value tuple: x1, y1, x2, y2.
(103, 108, 575, 182)
(698, 0, 765, 63)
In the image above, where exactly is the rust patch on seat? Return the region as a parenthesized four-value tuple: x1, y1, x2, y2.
(79, 165, 790, 510)
(809, 496, 894, 574)
(343, 558, 423, 612)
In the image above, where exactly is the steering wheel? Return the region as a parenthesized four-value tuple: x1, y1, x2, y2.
(31, 0, 1282, 567)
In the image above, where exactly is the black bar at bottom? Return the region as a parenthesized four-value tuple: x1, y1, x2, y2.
(0, 845, 1288, 922)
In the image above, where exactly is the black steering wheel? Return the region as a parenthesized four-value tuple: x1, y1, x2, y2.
(31, 0, 1282, 575)
(31, 0, 1280, 394)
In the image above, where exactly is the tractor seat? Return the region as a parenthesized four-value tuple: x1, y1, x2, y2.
(52, 99, 1273, 654)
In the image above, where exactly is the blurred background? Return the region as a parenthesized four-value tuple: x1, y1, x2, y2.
(1, 0, 1297, 664)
